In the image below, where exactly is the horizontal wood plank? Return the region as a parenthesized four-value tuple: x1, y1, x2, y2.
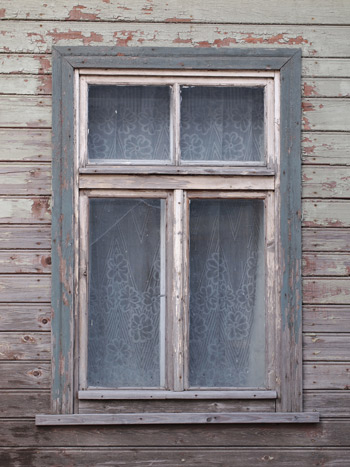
(0, 362, 50, 388)
(302, 78, 350, 98)
(302, 132, 350, 166)
(36, 412, 319, 425)
(1, 0, 349, 24)
(303, 167, 350, 199)
(0, 390, 50, 417)
(304, 391, 350, 417)
(0, 304, 51, 331)
(303, 333, 350, 361)
(1, 418, 350, 447)
(0, 74, 52, 95)
(0, 197, 51, 224)
(0, 251, 51, 274)
(0, 226, 51, 249)
(0, 129, 51, 162)
(303, 306, 350, 332)
(303, 253, 350, 277)
(303, 229, 350, 252)
(0, 23, 349, 57)
(303, 278, 350, 304)
(0, 164, 51, 195)
(0, 275, 50, 302)
(3, 448, 350, 466)
(303, 99, 350, 131)
(0, 96, 51, 128)
(0, 332, 50, 360)
(303, 200, 350, 227)
(79, 399, 275, 414)
(304, 362, 350, 389)
(302, 58, 350, 78)
(79, 390, 277, 400)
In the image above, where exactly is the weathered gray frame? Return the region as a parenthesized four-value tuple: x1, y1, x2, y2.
(51, 46, 303, 417)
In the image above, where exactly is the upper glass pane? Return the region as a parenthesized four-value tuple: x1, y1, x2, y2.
(87, 198, 165, 388)
(180, 86, 264, 163)
(188, 198, 265, 388)
(88, 85, 171, 162)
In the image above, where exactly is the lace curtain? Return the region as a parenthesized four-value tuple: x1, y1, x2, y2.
(87, 198, 163, 388)
(189, 199, 265, 387)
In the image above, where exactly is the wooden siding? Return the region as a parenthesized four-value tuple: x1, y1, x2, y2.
(0, 1, 349, 465)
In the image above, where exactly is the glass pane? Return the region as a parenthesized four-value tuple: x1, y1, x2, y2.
(189, 199, 265, 388)
(87, 198, 165, 388)
(88, 85, 171, 162)
(180, 86, 264, 163)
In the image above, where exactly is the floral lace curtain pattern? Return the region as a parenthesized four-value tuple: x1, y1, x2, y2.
(87, 198, 163, 388)
(189, 199, 265, 388)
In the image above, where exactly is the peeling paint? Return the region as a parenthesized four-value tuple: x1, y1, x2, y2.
(303, 145, 316, 155)
(37, 74, 52, 94)
(0, 8, 5, 18)
(173, 36, 192, 45)
(68, 5, 99, 21)
(47, 29, 103, 45)
(31, 197, 51, 221)
(35, 55, 51, 73)
(303, 83, 319, 97)
(27, 32, 45, 45)
(303, 116, 312, 131)
(302, 102, 315, 112)
(113, 30, 134, 47)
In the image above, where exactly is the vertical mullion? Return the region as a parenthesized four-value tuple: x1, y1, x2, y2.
(172, 83, 181, 166)
(172, 189, 184, 391)
(159, 199, 166, 388)
(182, 191, 190, 389)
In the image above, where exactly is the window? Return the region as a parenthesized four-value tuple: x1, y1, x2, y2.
(37, 47, 319, 425)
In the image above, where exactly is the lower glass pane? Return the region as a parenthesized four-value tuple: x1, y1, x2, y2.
(189, 199, 265, 388)
(87, 198, 165, 388)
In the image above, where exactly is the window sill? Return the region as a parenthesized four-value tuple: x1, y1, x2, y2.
(78, 390, 278, 400)
(36, 412, 319, 426)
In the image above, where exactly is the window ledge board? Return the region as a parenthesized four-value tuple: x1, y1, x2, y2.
(36, 412, 319, 426)
(78, 390, 278, 400)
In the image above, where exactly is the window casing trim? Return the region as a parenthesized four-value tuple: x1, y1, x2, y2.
(49, 46, 303, 421)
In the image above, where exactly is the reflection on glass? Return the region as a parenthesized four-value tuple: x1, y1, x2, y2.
(88, 85, 171, 161)
(87, 198, 165, 388)
(180, 86, 264, 163)
(189, 199, 265, 387)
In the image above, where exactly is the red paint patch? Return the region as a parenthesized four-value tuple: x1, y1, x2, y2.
(303, 145, 316, 155)
(31, 198, 51, 221)
(113, 31, 134, 47)
(302, 102, 315, 112)
(36, 55, 51, 74)
(165, 17, 193, 23)
(142, 0, 153, 14)
(102, 0, 110, 3)
(68, 5, 99, 21)
(38, 75, 52, 94)
(27, 32, 45, 45)
(319, 104, 324, 109)
(0, 8, 6, 18)
(303, 83, 319, 97)
(48, 29, 103, 45)
(322, 181, 337, 190)
(287, 35, 308, 45)
(303, 116, 312, 131)
(173, 37, 192, 45)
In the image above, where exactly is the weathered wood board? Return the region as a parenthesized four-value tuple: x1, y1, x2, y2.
(0, 305, 51, 331)
(303, 306, 350, 332)
(303, 229, 350, 252)
(304, 391, 350, 417)
(0, 129, 51, 162)
(1, 23, 349, 56)
(0, 226, 51, 249)
(0, 198, 51, 224)
(303, 333, 350, 361)
(0, 250, 51, 273)
(303, 200, 350, 227)
(303, 253, 350, 276)
(303, 278, 350, 304)
(303, 363, 350, 389)
(0, 164, 51, 195)
(1, 0, 350, 24)
(0, 275, 50, 302)
(302, 132, 349, 166)
(0, 332, 50, 360)
(0, 390, 50, 417)
(302, 99, 350, 131)
(0, 96, 51, 128)
(303, 167, 350, 199)
(0, 362, 50, 388)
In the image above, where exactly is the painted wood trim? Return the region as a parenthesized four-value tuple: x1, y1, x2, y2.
(78, 390, 278, 400)
(36, 412, 319, 426)
(278, 49, 302, 412)
(51, 49, 75, 414)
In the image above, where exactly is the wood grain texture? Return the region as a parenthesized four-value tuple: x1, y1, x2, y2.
(303, 167, 350, 199)
(0, 362, 50, 388)
(303, 306, 350, 332)
(304, 391, 350, 417)
(35, 412, 319, 425)
(0, 251, 51, 274)
(0, 332, 50, 360)
(0, 74, 52, 95)
(0, 164, 51, 195)
(304, 363, 350, 389)
(78, 399, 275, 414)
(303, 229, 350, 252)
(0, 129, 51, 162)
(302, 132, 350, 166)
(303, 200, 350, 227)
(1, 0, 349, 24)
(2, 448, 350, 466)
(302, 78, 350, 98)
(0, 96, 51, 128)
(303, 278, 350, 304)
(0, 226, 51, 249)
(303, 333, 350, 361)
(0, 275, 50, 302)
(0, 197, 51, 224)
(303, 253, 350, 276)
(0, 390, 50, 417)
(302, 99, 350, 131)
(302, 58, 350, 78)
(0, 305, 51, 331)
(1, 23, 349, 57)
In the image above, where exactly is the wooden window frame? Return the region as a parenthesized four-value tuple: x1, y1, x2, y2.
(36, 46, 319, 425)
